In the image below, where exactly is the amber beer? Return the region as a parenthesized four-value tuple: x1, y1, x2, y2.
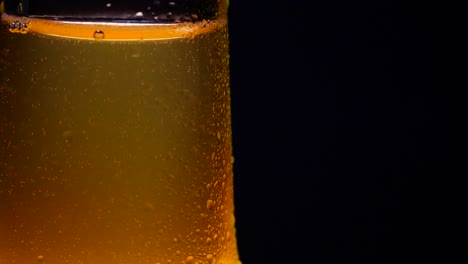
(0, 1, 240, 263)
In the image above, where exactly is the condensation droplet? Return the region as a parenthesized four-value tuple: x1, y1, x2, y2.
(186, 256, 194, 263)
(37, 255, 45, 262)
(93, 30, 105, 39)
(106, 3, 111, 7)
(144, 202, 154, 210)
(206, 237, 212, 244)
(206, 200, 214, 210)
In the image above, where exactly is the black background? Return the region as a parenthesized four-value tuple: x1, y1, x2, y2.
(1, 0, 461, 263)
(228, 1, 460, 264)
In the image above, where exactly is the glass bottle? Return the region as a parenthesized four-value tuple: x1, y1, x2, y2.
(0, 1, 240, 263)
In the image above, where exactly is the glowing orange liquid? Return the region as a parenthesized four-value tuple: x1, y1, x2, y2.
(0, 17, 240, 264)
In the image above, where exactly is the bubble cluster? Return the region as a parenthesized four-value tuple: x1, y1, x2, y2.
(8, 20, 29, 34)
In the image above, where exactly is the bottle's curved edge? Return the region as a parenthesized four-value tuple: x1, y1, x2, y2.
(1, 13, 226, 41)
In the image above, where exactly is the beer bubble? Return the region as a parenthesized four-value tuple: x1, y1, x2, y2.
(93, 30, 105, 39)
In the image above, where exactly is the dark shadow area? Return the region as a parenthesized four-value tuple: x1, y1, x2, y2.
(228, 1, 459, 264)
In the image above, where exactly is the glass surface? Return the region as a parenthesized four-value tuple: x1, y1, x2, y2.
(3, 0, 219, 22)
(0, 1, 240, 263)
